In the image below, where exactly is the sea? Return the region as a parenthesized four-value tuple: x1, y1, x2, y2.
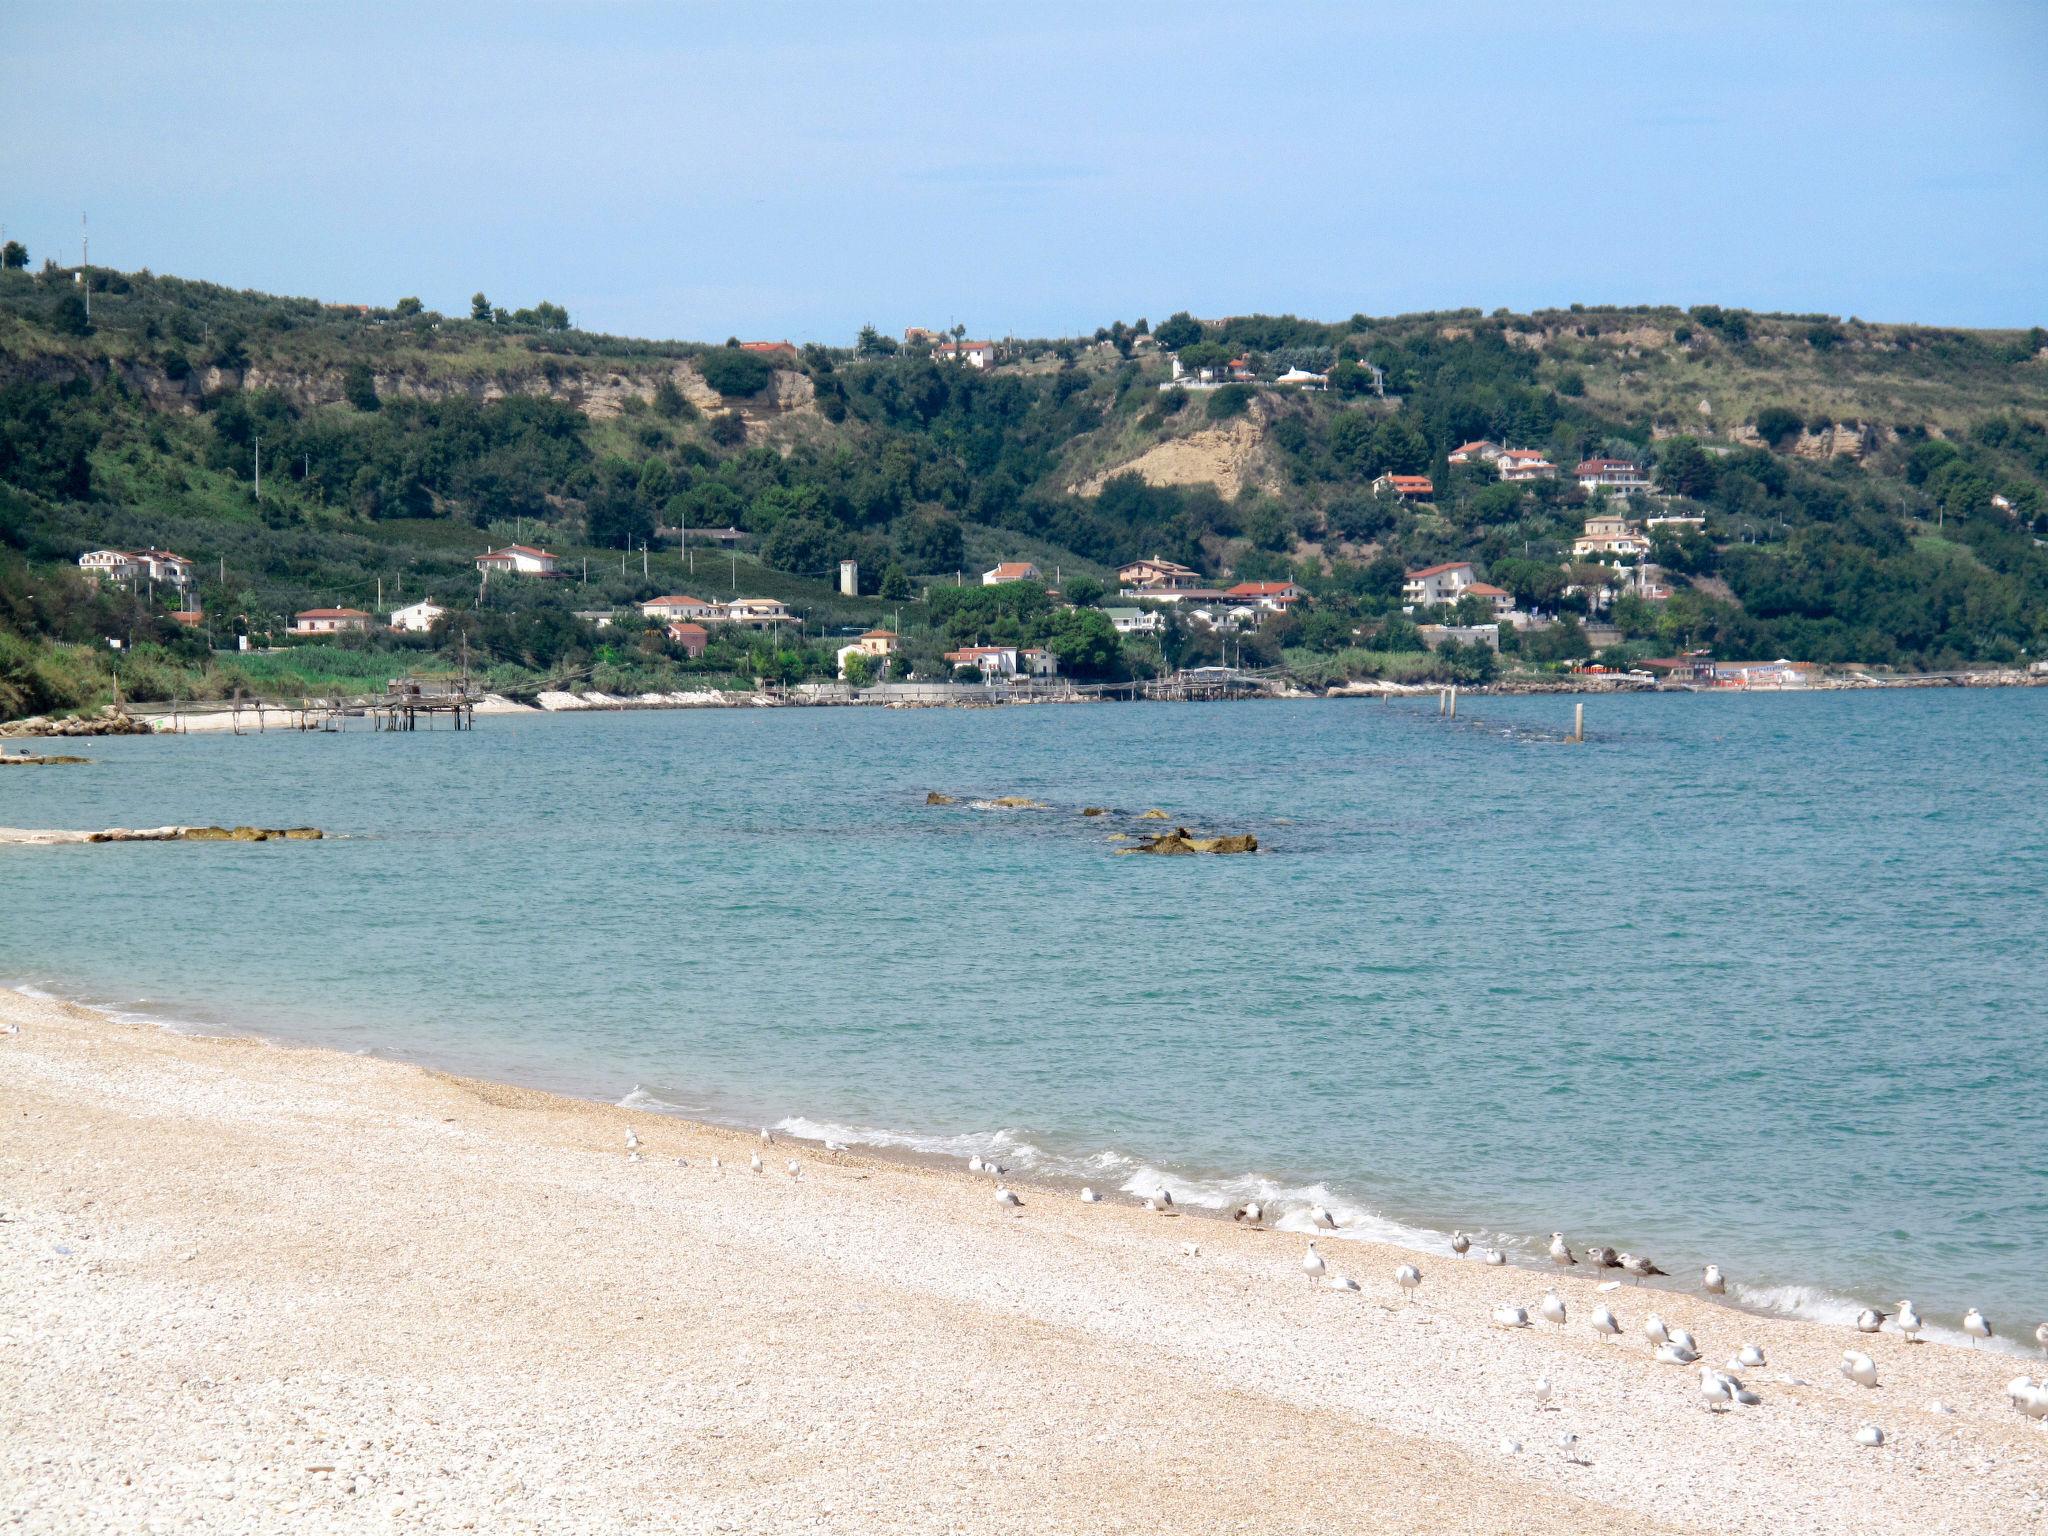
(3, 691, 2043, 1339)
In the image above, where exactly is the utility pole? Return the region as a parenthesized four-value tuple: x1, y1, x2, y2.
(253, 434, 262, 499)
(642, 540, 648, 579)
(731, 551, 737, 592)
(81, 214, 89, 324)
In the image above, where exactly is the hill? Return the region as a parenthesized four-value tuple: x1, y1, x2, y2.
(2, 257, 2045, 717)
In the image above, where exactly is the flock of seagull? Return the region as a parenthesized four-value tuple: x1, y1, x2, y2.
(627, 1126, 2048, 1447)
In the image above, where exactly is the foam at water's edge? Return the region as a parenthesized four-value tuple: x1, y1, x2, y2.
(11, 981, 216, 1038)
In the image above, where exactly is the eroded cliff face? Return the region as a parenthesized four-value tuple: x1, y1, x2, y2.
(3, 353, 814, 425)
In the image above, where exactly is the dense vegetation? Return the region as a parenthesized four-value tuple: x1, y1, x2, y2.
(1, 256, 2044, 716)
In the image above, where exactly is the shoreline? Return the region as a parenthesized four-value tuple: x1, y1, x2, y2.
(4, 987, 2045, 1534)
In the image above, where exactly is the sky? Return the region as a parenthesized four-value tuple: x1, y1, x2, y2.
(2, 2, 2044, 343)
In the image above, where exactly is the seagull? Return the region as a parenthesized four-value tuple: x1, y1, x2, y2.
(1700, 1366, 1735, 1412)
(1394, 1263, 1422, 1302)
(1702, 1263, 1727, 1295)
(1619, 1252, 1667, 1281)
(1654, 1342, 1701, 1366)
(1302, 1242, 1327, 1285)
(1586, 1245, 1621, 1270)
(1157, 1189, 1177, 1215)
(1855, 1307, 1888, 1334)
(1498, 1438, 1521, 1456)
(785, 1158, 800, 1177)
(749, 1152, 762, 1173)
(1670, 1327, 1699, 1355)
(994, 1185, 1021, 1207)
(1539, 1290, 1567, 1329)
(1450, 1230, 1471, 1257)
(2009, 1379, 2048, 1421)
(1531, 1375, 1554, 1408)
(1080, 1187, 1100, 1203)
(1964, 1308, 1992, 1347)
(1548, 1233, 1578, 1267)
(2036, 1322, 2048, 1352)
(1589, 1305, 1621, 1339)
(760, 1127, 773, 1145)
(1493, 1305, 1531, 1329)
(1736, 1344, 1767, 1368)
(968, 1155, 985, 1173)
(1644, 1313, 1670, 1345)
(1234, 1201, 1263, 1225)
(1326, 1272, 1362, 1293)
(625, 1128, 640, 1153)
(1309, 1205, 1337, 1231)
(1840, 1350, 1879, 1388)
(1853, 1424, 1885, 1448)
(710, 1156, 722, 1171)
(1896, 1300, 1923, 1342)
(1483, 1248, 1506, 1267)
(824, 1139, 848, 1153)
(1555, 1432, 1580, 1464)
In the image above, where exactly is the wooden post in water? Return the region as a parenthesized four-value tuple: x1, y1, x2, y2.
(1448, 686, 1458, 720)
(1568, 702, 1584, 744)
(1438, 688, 1447, 717)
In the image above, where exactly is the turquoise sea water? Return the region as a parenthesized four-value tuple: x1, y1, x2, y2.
(3, 693, 2043, 1335)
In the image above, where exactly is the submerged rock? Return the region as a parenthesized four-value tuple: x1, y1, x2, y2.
(924, 792, 957, 805)
(1081, 806, 1112, 817)
(0, 752, 91, 765)
(984, 796, 1048, 809)
(1118, 827, 1258, 856)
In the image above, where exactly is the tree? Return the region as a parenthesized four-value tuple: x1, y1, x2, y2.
(1062, 573, 1106, 607)
(842, 650, 876, 688)
(762, 514, 837, 576)
(1206, 383, 1253, 420)
(697, 348, 774, 397)
(343, 363, 380, 411)
(1755, 406, 1803, 448)
(879, 564, 913, 600)
(47, 292, 91, 337)
(1041, 607, 1123, 678)
(855, 324, 897, 357)
(1657, 437, 1718, 498)
(708, 412, 746, 447)
(1154, 311, 1203, 350)
(470, 292, 492, 321)
(895, 512, 964, 572)
(1, 240, 28, 270)
(394, 296, 423, 317)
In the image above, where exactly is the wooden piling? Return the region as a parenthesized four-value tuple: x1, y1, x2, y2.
(1448, 686, 1458, 720)
(1568, 701, 1584, 743)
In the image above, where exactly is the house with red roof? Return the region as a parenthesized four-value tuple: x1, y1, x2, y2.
(1448, 440, 1503, 465)
(475, 544, 559, 575)
(641, 594, 716, 622)
(1225, 580, 1304, 614)
(981, 561, 1042, 586)
(664, 621, 710, 657)
(1372, 473, 1436, 500)
(1575, 458, 1653, 495)
(1496, 449, 1557, 483)
(1463, 581, 1516, 618)
(291, 607, 372, 636)
(933, 340, 1003, 369)
(1402, 561, 1477, 607)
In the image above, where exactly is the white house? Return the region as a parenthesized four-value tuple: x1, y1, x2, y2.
(1402, 561, 1476, 606)
(1102, 606, 1164, 636)
(716, 598, 796, 630)
(1575, 458, 1653, 495)
(641, 594, 716, 622)
(1118, 557, 1202, 592)
(1448, 440, 1503, 465)
(390, 599, 447, 633)
(1572, 515, 1652, 558)
(982, 561, 1042, 586)
(933, 340, 1002, 369)
(291, 607, 372, 636)
(1224, 580, 1304, 614)
(945, 645, 1020, 679)
(1463, 581, 1517, 618)
(1496, 449, 1558, 483)
(475, 544, 559, 575)
(78, 550, 143, 582)
(79, 548, 193, 586)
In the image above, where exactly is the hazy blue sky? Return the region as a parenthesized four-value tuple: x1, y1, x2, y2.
(3, 2, 2043, 342)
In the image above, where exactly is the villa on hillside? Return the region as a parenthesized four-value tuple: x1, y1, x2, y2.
(1463, 581, 1517, 618)
(664, 621, 710, 657)
(1576, 457, 1653, 495)
(79, 548, 195, 587)
(1403, 561, 1476, 607)
(476, 544, 559, 575)
(1497, 449, 1557, 482)
(390, 599, 447, 633)
(932, 339, 1002, 369)
(1102, 606, 1164, 636)
(1224, 580, 1303, 614)
(1448, 440, 1503, 465)
(641, 594, 717, 622)
(1573, 515, 1652, 558)
(717, 598, 797, 630)
(1118, 557, 1202, 593)
(291, 607, 372, 636)
(739, 340, 798, 359)
(982, 561, 1042, 586)
(1372, 473, 1435, 500)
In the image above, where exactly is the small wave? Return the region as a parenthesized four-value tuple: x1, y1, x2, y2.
(11, 982, 215, 1037)
(772, 1116, 1046, 1166)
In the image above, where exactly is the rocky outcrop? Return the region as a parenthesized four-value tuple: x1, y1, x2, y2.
(0, 825, 323, 846)
(1118, 827, 1258, 856)
(0, 752, 91, 765)
(1071, 415, 1269, 500)
(0, 708, 153, 738)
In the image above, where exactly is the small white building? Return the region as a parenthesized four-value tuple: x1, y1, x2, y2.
(716, 598, 796, 630)
(1448, 440, 1503, 465)
(79, 548, 194, 586)
(78, 550, 143, 582)
(945, 645, 1020, 679)
(1102, 607, 1164, 636)
(932, 340, 1002, 369)
(390, 599, 447, 633)
(641, 594, 716, 622)
(291, 607, 372, 636)
(1496, 449, 1558, 483)
(1572, 515, 1652, 559)
(475, 544, 559, 575)
(1575, 458, 1653, 495)
(1274, 367, 1328, 391)
(982, 561, 1042, 586)
(1402, 561, 1476, 607)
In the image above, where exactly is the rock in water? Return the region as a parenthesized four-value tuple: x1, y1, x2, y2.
(1119, 827, 1258, 856)
(924, 792, 957, 805)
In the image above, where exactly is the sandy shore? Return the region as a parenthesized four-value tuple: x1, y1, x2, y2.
(3, 990, 2042, 1534)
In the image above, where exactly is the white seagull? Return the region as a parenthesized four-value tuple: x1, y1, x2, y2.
(1963, 1308, 1992, 1347)
(1539, 1290, 1567, 1329)
(994, 1185, 1021, 1207)
(1654, 1342, 1701, 1366)
(749, 1152, 763, 1174)
(1699, 1366, 1735, 1412)
(1234, 1201, 1263, 1225)
(1643, 1313, 1670, 1345)
(710, 1156, 722, 1171)
(1482, 1247, 1506, 1267)
(785, 1158, 800, 1177)
(1589, 1305, 1622, 1339)
(1555, 1432, 1580, 1463)
(1854, 1424, 1885, 1448)
(1394, 1263, 1422, 1302)
(1896, 1300, 1923, 1342)
(1840, 1350, 1879, 1388)
(1309, 1204, 1338, 1231)
(1080, 1186, 1100, 1203)
(1531, 1375, 1554, 1408)
(1450, 1230, 1471, 1257)
(1548, 1233, 1578, 1267)
(625, 1128, 640, 1153)
(1670, 1327, 1698, 1355)
(1157, 1189, 1178, 1215)
(1302, 1242, 1327, 1285)
(968, 1154, 985, 1173)
(1619, 1252, 1667, 1282)
(760, 1127, 773, 1144)
(1702, 1263, 1726, 1294)
(1736, 1344, 1767, 1368)
(1326, 1272, 1362, 1293)
(2035, 1322, 2048, 1352)
(1855, 1308, 1887, 1334)
(1493, 1305, 1531, 1329)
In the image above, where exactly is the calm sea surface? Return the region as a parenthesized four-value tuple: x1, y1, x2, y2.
(3, 693, 2043, 1332)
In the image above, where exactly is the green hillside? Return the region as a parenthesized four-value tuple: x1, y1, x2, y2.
(2, 257, 2046, 717)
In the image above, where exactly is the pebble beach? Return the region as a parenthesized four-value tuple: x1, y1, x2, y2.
(3, 989, 2043, 1535)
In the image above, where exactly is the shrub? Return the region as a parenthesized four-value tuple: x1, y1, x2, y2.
(697, 348, 774, 398)
(1206, 384, 1252, 420)
(1755, 406, 1804, 447)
